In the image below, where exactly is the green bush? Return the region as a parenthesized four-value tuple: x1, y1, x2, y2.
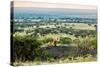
(73, 39, 80, 45)
(42, 37, 53, 44)
(76, 36, 97, 56)
(13, 35, 42, 61)
(90, 37, 97, 49)
(79, 37, 97, 49)
(60, 37, 72, 44)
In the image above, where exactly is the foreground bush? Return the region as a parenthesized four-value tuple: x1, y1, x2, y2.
(12, 33, 97, 64)
(76, 36, 97, 57)
(13, 35, 42, 61)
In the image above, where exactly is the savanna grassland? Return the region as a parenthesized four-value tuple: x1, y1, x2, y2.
(11, 20, 97, 66)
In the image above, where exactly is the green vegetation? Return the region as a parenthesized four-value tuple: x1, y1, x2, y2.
(12, 22, 97, 66)
(13, 56, 96, 66)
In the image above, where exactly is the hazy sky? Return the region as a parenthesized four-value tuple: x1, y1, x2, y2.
(12, 1, 97, 10)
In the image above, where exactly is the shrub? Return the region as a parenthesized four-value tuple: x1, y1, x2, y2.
(76, 36, 97, 57)
(90, 37, 97, 49)
(60, 37, 72, 44)
(13, 35, 42, 61)
(73, 39, 80, 45)
(42, 37, 53, 44)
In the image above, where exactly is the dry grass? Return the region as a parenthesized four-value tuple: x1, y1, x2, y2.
(13, 56, 97, 66)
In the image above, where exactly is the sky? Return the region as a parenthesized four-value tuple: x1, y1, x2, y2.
(12, 1, 97, 10)
(12, 0, 97, 19)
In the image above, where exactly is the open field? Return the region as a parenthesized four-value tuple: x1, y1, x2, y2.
(14, 22, 96, 31)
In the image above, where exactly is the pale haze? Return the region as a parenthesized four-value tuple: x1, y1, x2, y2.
(13, 1, 97, 10)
